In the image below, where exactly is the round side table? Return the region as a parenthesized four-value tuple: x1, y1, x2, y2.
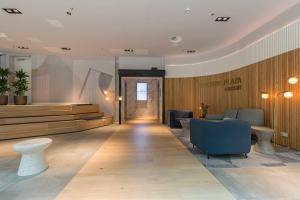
(178, 118, 191, 138)
(251, 126, 275, 155)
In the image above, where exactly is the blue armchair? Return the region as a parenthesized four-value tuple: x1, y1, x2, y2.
(167, 110, 193, 128)
(190, 119, 251, 158)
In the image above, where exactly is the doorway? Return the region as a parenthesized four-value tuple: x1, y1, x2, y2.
(121, 77, 163, 123)
(118, 69, 165, 124)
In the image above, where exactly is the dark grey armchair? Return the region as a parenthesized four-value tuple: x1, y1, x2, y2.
(167, 110, 193, 128)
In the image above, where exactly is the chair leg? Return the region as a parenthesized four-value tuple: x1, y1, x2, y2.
(244, 153, 248, 158)
(192, 144, 195, 149)
(207, 154, 210, 159)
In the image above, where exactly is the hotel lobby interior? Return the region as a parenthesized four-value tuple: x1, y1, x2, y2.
(1, 0, 300, 199)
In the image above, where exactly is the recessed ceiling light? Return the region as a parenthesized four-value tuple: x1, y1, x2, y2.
(169, 36, 183, 44)
(0, 33, 7, 38)
(124, 49, 134, 53)
(2, 8, 22, 14)
(215, 17, 230, 22)
(185, 7, 191, 14)
(184, 50, 196, 54)
(47, 19, 64, 28)
(61, 47, 71, 51)
(17, 46, 29, 50)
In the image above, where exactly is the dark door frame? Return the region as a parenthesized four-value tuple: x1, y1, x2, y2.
(118, 69, 166, 124)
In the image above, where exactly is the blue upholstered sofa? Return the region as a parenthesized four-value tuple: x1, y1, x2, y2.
(190, 119, 251, 158)
(167, 110, 193, 128)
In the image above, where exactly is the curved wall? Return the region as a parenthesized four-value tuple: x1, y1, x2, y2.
(165, 19, 300, 78)
(165, 47, 300, 149)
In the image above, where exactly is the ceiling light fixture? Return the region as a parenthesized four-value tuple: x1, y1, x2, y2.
(66, 8, 74, 16)
(17, 46, 29, 50)
(61, 47, 71, 51)
(124, 49, 134, 53)
(2, 8, 22, 14)
(184, 50, 196, 54)
(169, 35, 182, 44)
(185, 7, 191, 14)
(215, 17, 230, 22)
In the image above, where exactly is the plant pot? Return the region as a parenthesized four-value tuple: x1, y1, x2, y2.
(14, 96, 27, 105)
(0, 95, 8, 105)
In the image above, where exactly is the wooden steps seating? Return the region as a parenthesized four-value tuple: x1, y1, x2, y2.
(0, 104, 113, 140)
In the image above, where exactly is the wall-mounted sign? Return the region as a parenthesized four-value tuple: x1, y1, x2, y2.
(204, 77, 242, 91)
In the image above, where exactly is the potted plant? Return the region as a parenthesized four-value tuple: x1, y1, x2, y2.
(199, 102, 209, 118)
(0, 68, 10, 105)
(12, 69, 29, 105)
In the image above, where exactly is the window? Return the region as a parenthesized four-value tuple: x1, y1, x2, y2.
(136, 82, 148, 101)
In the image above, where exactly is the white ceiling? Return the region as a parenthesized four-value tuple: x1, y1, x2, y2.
(0, 0, 299, 58)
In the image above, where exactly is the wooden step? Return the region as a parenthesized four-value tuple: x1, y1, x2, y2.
(0, 104, 99, 118)
(0, 112, 104, 125)
(0, 116, 113, 140)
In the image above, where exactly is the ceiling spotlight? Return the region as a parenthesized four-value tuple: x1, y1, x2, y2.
(288, 77, 298, 85)
(66, 8, 74, 16)
(169, 35, 183, 44)
(105, 96, 110, 101)
(104, 90, 108, 95)
(2, 8, 22, 14)
(118, 96, 123, 101)
(185, 7, 191, 14)
(61, 47, 71, 51)
(215, 17, 230, 22)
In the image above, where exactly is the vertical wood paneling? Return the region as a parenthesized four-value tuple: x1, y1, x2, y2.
(165, 48, 300, 149)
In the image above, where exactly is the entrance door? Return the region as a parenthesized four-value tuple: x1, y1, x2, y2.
(121, 77, 163, 123)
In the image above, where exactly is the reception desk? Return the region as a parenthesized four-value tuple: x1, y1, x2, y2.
(0, 104, 113, 140)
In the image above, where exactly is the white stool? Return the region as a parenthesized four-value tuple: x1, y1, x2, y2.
(251, 126, 275, 155)
(13, 138, 52, 176)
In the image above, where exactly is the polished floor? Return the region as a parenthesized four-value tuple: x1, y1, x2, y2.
(0, 126, 116, 200)
(2, 121, 300, 199)
(55, 120, 234, 199)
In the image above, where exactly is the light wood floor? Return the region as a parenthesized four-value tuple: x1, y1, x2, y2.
(55, 120, 234, 200)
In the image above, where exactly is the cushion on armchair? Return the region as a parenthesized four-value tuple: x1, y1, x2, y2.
(223, 109, 238, 119)
(237, 109, 264, 126)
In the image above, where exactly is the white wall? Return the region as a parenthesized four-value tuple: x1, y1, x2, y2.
(31, 55, 74, 103)
(73, 58, 115, 115)
(165, 19, 300, 77)
(119, 56, 164, 70)
(31, 55, 116, 116)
